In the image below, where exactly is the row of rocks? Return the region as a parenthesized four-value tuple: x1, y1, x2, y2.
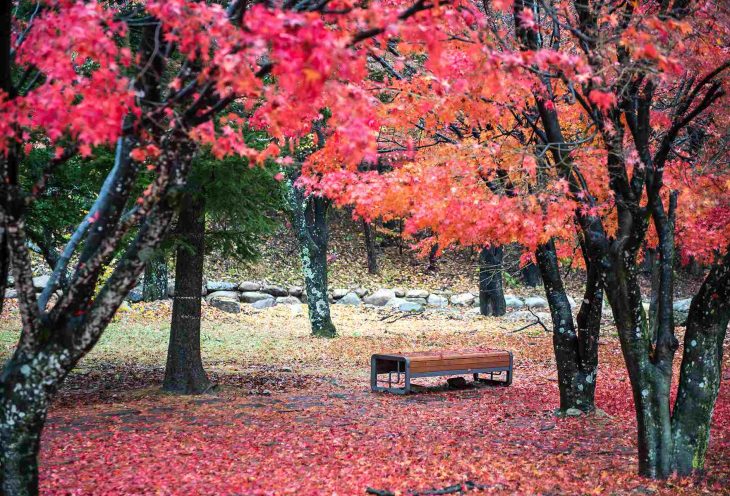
(4, 276, 695, 324)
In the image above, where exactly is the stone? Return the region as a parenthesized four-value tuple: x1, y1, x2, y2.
(565, 408, 583, 417)
(447, 377, 468, 389)
(406, 289, 429, 299)
(4, 288, 17, 299)
(207, 294, 240, 313)
(363, 288, 396, 306)
(673, 298, 692, 326)
(567, 295, 577, 309)
(206, 290, 239, 302)
(396, 300, 423, 312)
(261, 283, 288, 297)
(275, 296, 301, 305)
(32, 275, 50, 291)
(336, 292, 362, 305)
(393, 287, 406, 297)
(331, 288, 349, 299)
(450, 293, 475, 306)
(240, 291, 274, 304)
(524, 296, 548, 308)
(252, 298, 276, 309)
(239, 281, 261, 292)
(127, 287, 144, 303)
(167, 282, 175, 297)
(206, 281, 238, 292)
(117, 301, 132, 312)
(405, 297, 428, 306)
(504, 295, 524, 309)
(354, 288, 368, 297)
(593, 408, 611, 419)
(289, 304, 303, 316)
(426, 294, 448, 308)
(287, 286, 303, 297)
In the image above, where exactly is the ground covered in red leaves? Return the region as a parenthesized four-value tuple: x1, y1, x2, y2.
(1, 303, 727, 495)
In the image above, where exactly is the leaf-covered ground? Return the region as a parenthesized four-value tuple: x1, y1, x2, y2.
(1, 301, 728, 495)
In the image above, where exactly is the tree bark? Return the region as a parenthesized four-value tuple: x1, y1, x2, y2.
(478, 246, 506, 316)
(520, 261, 541, 287)
(163, 194, 210, 394)
(288, 183, 336, 338)
(362, 219, 379, 274)
(143, 250, 168, 301)
(536, 240, 600, 412)
(671, 250, 730, 475)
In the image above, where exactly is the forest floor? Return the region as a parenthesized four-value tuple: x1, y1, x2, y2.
(0, 300, 728, 495)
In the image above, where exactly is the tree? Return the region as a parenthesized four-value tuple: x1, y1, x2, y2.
(478, 246, 506, 316)
(1, 0, 439, 491)
(164, 151, 282, 393)
(307, 0, 730, 478)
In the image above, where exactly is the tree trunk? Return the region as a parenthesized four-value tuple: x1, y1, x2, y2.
(163, 194, 210, 394)
(520, 261, 541, 287)
(671, 250, 730, 475)
(426, 243, 438, 272)
(142, 250, 168, 301)
(362, 219, 378, 274)
(478, 246, 506, 316)
(288, 183, 336, 338)
(536, 240, 600, 412)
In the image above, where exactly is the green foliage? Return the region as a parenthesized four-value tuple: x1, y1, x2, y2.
(21, 147, 114, 263)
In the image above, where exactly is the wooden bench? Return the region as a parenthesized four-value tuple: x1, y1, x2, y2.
(370, 349, 513, 394)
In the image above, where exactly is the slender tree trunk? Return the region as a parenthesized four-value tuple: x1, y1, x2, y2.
(479, 246, 506, 316)
(671, 250, 730, 475)
(143, 250, 168, 301)
(520, 261, 541, 287)
(288, 183, 336, 338)
(427, 243, 438, 272)
(362, 219, 378, 274)
(163, 194, 210, 394)
(536, 240, 600, 412)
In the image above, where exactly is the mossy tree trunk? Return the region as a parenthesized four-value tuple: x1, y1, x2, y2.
(478, 246, 506, 316)
(287, 181, 336, 338)
(536, 239, 602, 413)
(163, 194, 211, 394)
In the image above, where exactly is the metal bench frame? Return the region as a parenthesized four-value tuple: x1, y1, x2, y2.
(370, 352, 513, 394)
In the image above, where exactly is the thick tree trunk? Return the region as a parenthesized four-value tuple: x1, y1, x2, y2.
(288, 183, 336, 338)
(536, 240, 599, 412)
(520, 261, 541, 287)
(362, 219, 378, 274)
(478, 246, 506, 316)
(671, 250, 730, 475)
(142, 250, 168, 301)
(163, 194, 210, 394)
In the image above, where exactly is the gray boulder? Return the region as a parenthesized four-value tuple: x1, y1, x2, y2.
(354, 288, 369, 297)
(239, 281, 261, 292)
(450, 293, 475, 306)
(363, 288, 396, 306)
(275, 296, 302, 305)
(336, 292, 362, 305)
(240, 291, 274, 304)
(207, 294, 241, 313)
(427, 294, 448, 308)
(405, 297, 428, 306)
(567, 295, 577, 309)
(127, 286, 144, 303)
(674, 298, 692, 326)
(504, 295, 524, 309)
(261, 283, 288, 297)
(32, 275, 50, 291)
(397, 300, 424, 312)
(4, 288, 17, 299)
(207, 281, 238, 292)
(252, 298, 276, 310)
(393, 287, 406, 298)
(331, 288, 349, 299)
(406, 289, 430, 299)
(287, 286, 303, 297)
(524, 296, 548, 308)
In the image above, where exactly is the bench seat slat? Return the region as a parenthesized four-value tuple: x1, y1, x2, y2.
(411, 359, 509, 373)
